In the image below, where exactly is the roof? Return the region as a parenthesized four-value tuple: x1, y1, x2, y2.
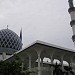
(4, 40, 75, 61)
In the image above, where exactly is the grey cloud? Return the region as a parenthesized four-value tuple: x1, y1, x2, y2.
(0, 0, 74, 50)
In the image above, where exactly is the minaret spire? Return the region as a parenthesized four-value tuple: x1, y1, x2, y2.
(68, 0, 75, 46)
(68, 0, 74, 8)
(7, 25, 8, 29)
(20, 28, 22, 42)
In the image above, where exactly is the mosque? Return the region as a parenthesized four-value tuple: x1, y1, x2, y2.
(0, 27, 22, 60)
(0, 0, 75, 75)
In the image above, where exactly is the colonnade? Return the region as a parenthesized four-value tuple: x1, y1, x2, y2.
(25, 48, 75, 75)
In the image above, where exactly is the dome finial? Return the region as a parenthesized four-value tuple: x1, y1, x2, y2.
(7, 25, 8, 29)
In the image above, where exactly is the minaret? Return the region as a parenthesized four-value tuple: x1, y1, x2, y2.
(7, 25, 8, 29)
(20, 28, 22, 42)
(68, 0, 75, 45)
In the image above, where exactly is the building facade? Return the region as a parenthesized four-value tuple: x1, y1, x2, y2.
(0, 1, 75, 75)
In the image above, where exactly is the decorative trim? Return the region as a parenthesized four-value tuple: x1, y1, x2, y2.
(68, 7, 75, 13)
(70, 20, 75, 27)
(72, 35, 75, 42)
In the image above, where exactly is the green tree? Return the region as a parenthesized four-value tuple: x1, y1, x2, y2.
(64, 66, 75, 75)
(0, 56, 30, 75)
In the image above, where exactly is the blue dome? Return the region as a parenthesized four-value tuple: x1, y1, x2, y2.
(0, 29, 22, 50)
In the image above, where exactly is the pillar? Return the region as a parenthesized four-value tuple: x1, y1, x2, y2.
(2, 52, 6, 60)
(34, 46, 43, 75)
(70, 56, 74, 68)
(50, 55, 53, 75)
(37, 51, 41, 75)
(61, 57, 63, 70)
(41, 57, 43, 67)
(60, 53, 65, 71)
(21, 59, 24, 72)
(41, 57, 43, 75)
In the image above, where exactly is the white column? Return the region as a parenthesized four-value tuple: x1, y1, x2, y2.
(38, 52, 41, 75)
(60, 53, 65, 70)
(2, 52, 6, 60)
(70, 56, 74, 68)
(51, 56, 53, 64)
(21, 59, 24, 72)
(50, 51, 55, 75)
(41, 57, 43, 67)
(50, 55, 53, 75)
(29, 55, 31, 71)
(61, 57, 64, 70)
(70, 61, 73, 68)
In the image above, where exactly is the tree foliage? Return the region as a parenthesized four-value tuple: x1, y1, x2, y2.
(0, 56, 29, 75)
(53, 62, 75, 75)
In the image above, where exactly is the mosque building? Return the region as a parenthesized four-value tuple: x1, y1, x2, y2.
(0, 27, 22, 60)
(0, 0, 75, 75)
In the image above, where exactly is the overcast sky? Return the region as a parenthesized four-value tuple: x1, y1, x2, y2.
(0, 0, 75, 50)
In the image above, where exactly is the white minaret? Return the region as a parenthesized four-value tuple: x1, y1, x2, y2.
(68, 0, 75, 45)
